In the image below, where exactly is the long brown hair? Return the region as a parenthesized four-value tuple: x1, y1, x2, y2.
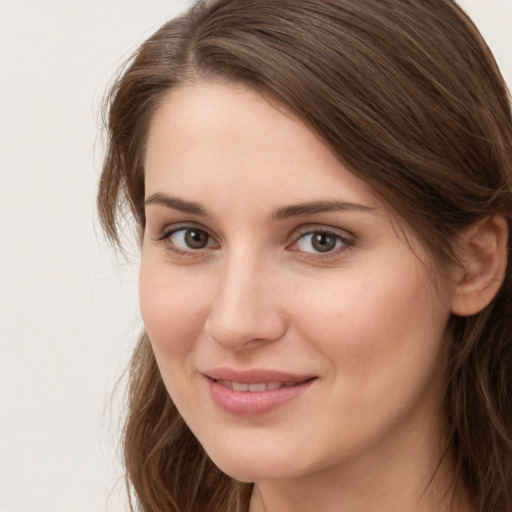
(98, 1, 512, 510)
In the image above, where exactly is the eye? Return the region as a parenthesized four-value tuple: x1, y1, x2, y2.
(166, 227, 214, 251)
(294, 230, 350, 254)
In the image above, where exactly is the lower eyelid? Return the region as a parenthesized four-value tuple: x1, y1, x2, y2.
(153, 224, 353, 256)
(157, 226, 220, 254)
(290, 229, 356, 255)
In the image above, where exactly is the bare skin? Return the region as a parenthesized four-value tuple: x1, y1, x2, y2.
(140, 82, 504, 512)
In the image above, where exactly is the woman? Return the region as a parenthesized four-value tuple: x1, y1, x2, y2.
(98, 1, 512, 511)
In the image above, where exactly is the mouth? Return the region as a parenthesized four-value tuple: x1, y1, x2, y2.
(203, 369, 317, 417)
(213, 378, 313, 392)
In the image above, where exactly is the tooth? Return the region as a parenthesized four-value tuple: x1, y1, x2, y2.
(248, 383, 266, 392)
(218, 380, 295, 392)
(232, 382, 249, 392)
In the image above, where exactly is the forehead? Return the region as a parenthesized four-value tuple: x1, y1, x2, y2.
(144, 82, 382, 211)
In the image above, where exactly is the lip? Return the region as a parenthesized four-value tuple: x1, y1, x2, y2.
(204, 368, 317, 417)
(204, 367, 316, 384)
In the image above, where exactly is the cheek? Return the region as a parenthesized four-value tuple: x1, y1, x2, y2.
(293, 260, 450, 382)
(139, 257, 211, 358)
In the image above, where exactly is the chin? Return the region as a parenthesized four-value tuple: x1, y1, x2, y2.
(203, 440, 309, 483)
(214, 459, 295, 483)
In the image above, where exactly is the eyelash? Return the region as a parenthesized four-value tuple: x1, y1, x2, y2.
(155, 225, 217, 257)
(154, 225, 355, 259)
(289, 228, 355, 258)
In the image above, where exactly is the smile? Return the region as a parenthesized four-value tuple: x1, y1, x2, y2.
(204, 370, 317, 417)
(216, 380, 301, 392)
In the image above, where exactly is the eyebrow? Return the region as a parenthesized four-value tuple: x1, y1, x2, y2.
(144, 193, 375, 220)
(270, 200, 376, 221)
(144, 193, 209, 216)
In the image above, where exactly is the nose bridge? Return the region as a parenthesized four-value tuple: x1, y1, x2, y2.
(204, 247, 286, 350)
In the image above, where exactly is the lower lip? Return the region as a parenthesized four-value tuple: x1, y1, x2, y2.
(207, 378, 314, 417)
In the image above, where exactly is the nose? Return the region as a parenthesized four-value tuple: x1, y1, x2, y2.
(203, 253, 288, 351)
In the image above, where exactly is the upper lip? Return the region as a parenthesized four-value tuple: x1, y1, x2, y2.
(204, 367, 317, 384)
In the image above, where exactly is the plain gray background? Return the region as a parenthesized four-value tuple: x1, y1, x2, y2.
(0, 1, 511, 511)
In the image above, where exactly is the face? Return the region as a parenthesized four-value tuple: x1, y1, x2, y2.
(140, 82, 456, 484)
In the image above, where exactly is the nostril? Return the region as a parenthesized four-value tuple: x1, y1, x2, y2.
(203, 307, 288, 351)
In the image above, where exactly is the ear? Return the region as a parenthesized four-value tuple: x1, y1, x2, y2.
(450, 216, 508, 317)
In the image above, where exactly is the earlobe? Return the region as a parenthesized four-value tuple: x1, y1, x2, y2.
(450, 216, 508, 317)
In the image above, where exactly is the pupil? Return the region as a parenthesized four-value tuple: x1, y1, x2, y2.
(312, 233, 336, 253)
(185, 229, 208, 249)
